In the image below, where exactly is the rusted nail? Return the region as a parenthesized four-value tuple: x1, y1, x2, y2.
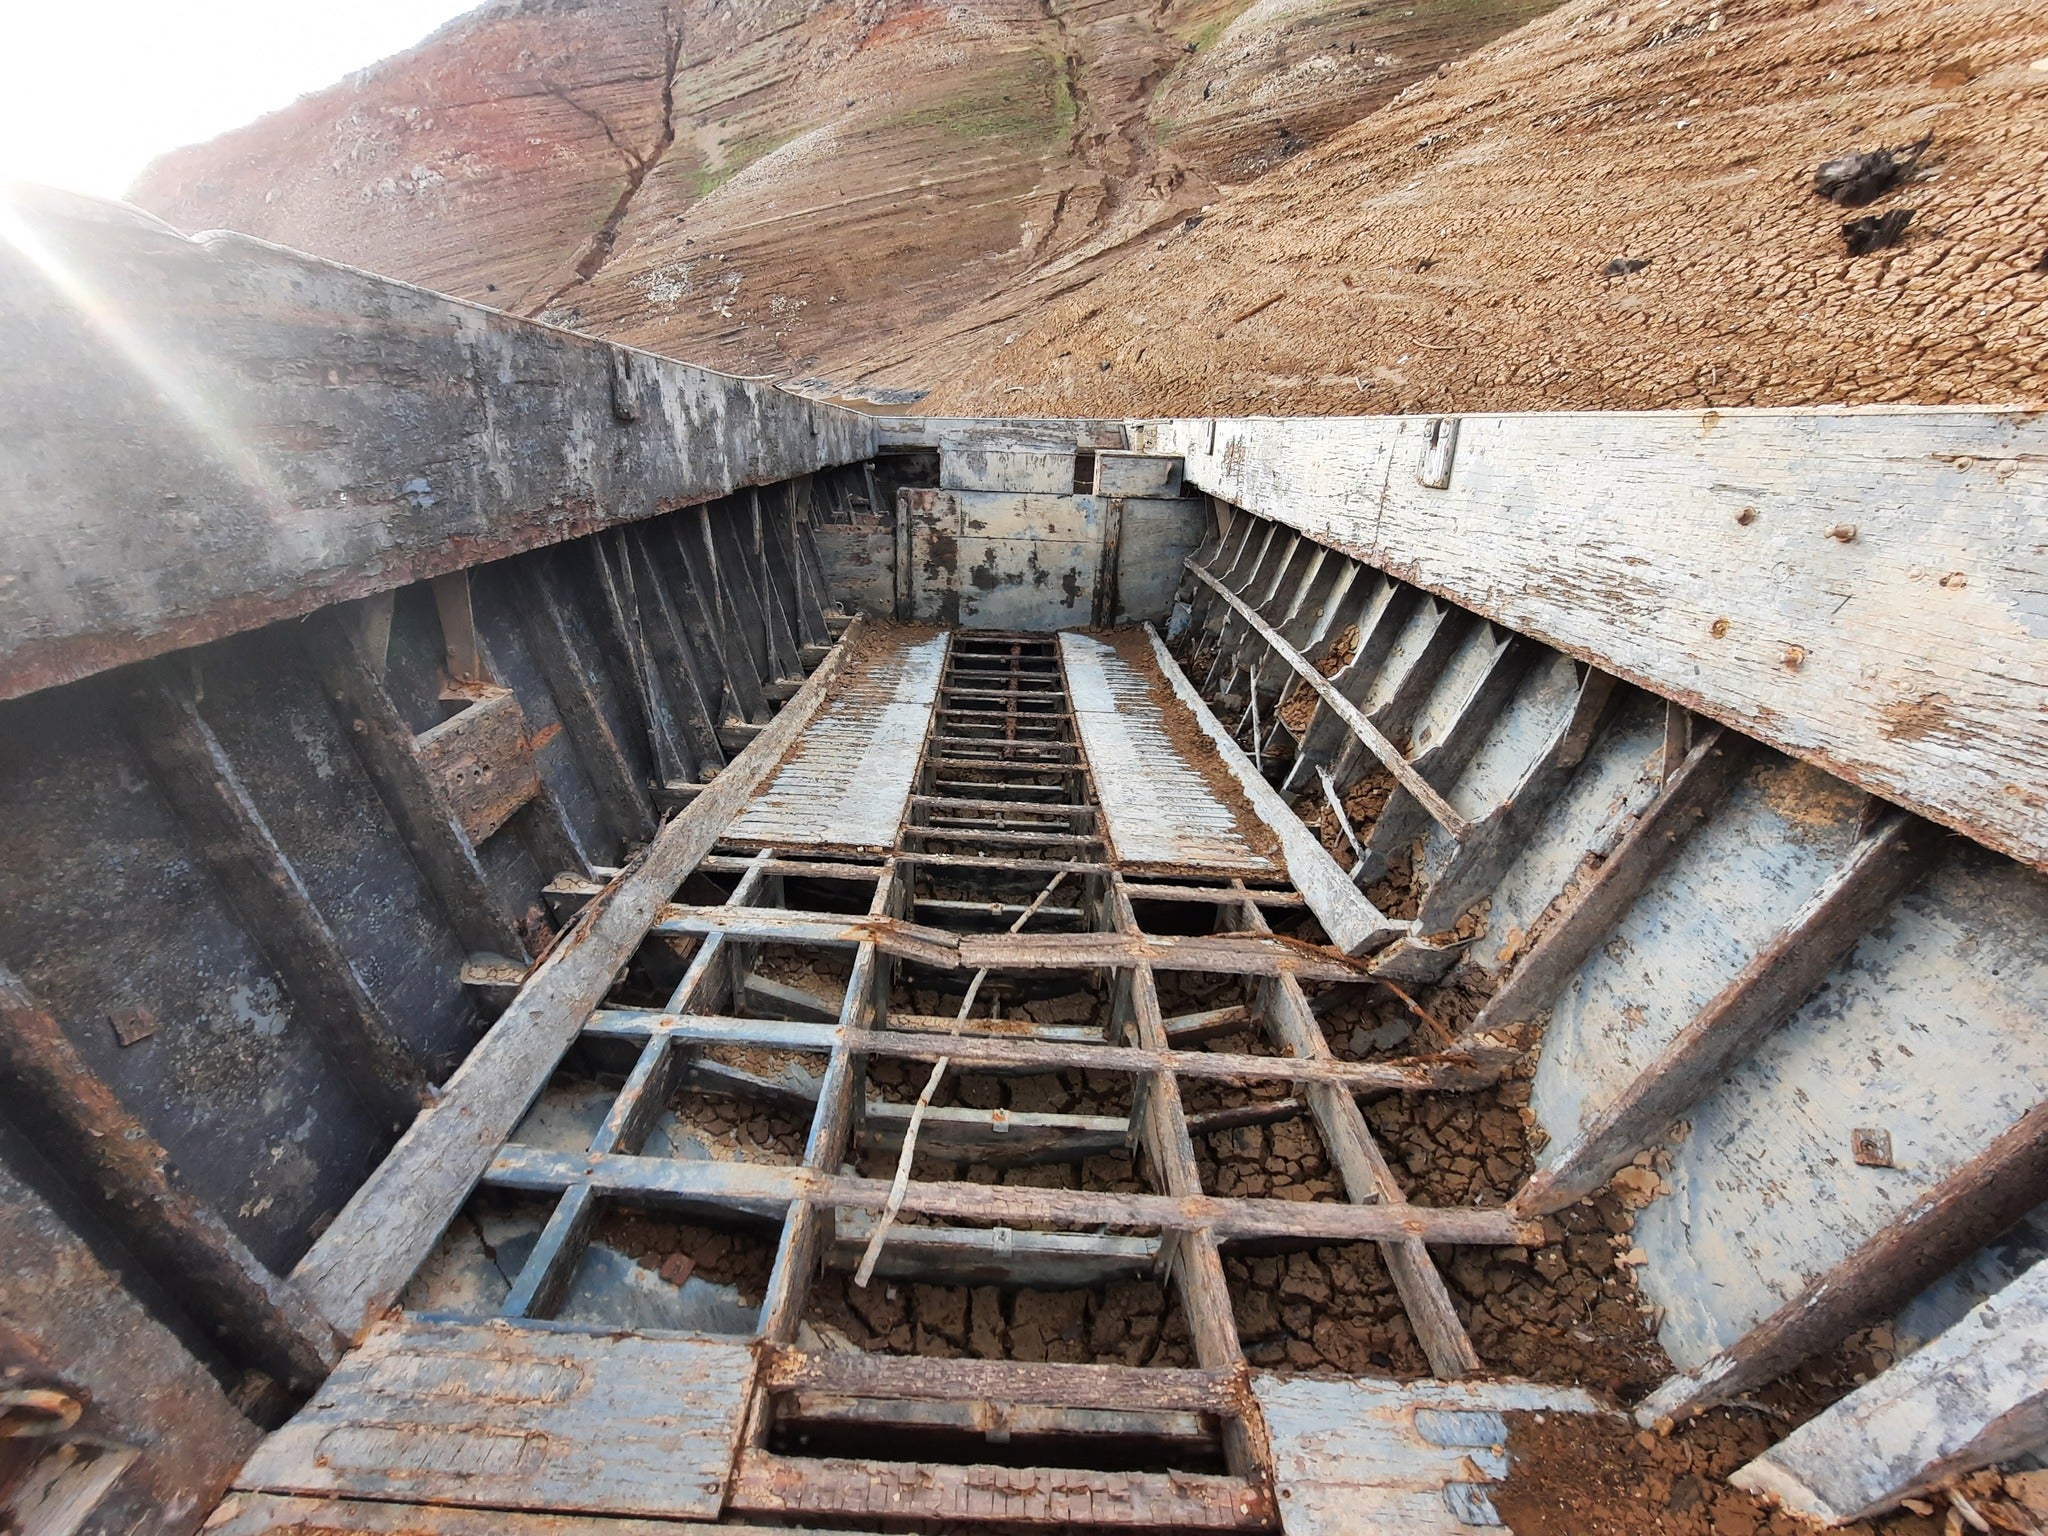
(1829, 523, 1858, 542)
(1851, 1127, 1894, 1167)
(1709, 617, 1730, 638)
(1735, 507, 1757, 526)
(1782, 645, 1806, 669)
(1939, 570, 1968, 589)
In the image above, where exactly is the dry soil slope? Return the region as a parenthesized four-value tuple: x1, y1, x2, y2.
(132, 0, 1556, 389)
(901, 0, 2048, 414)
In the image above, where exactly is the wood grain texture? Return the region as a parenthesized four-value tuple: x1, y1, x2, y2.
(1145, 409, 2048, 871)
(237, 1318, 756, 1517)
(0, 188, 873, 702)
(290, 619, 864, 1339)
(1143, 625, 1403, 954)
(726, 1449, 1271, 1528)
(415, 688, 541, 844)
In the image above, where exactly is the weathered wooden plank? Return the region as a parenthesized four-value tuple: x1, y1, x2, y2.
(1730, 1255, 2048, 1521)
(1234, 899, 1480, 1379)
(648, 905, 1374, 979)
(302, 610, 531, 962)
(1184, 562, 1472, 840)
(414, 687, 541, 845)
(1059, 630, 1277, 875)
(1466, 726, 1753, 1036)
(1146, 409, 2048, 872)
(0, 1153, 262, 1534)
(586, 1010, 1504, 1093)
(0, 189, 873, 703)
(1636, 1094, 2048, 1425)
(1253, 1373, 1607, 1535)
(760, 1348, 1240, 1414)
(1144, 625, 1406, 955)
(726, 629, 950, 852)
(291, 619, 866, 1339)
(486, 1146, 1543, 1246)
(726, 1449, 1272, 1528)
(203, 1495, 840, 1536)
(0, 966, 341, 1390)
(238, 1319, 756, 1517)
(126, 675, 432, 1130)
(1517, 812, 1946, 1214)
(507, 554, 657, 848)
(825, 1214, 1158, 1288)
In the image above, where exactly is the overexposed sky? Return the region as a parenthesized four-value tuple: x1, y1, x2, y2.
(0, 1, 480, 200)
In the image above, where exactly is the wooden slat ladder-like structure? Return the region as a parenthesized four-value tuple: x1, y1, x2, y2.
(223, 618, 1598, 1536)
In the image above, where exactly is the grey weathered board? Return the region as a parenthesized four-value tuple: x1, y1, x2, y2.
(727, 629, 950, 851)
(1143, 409, 2048, 872)
(0, 185, 873, 701)
(1252, 1372, 1606, 1534)
(1059, 631, 1275, 875)
(236, 1318, 756, 1517)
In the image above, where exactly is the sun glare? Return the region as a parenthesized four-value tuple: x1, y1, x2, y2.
(0, 1, 478, 201)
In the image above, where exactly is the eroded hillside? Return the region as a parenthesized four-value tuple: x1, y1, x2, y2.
(901, 0, 2048, 415)
(134, 0, 1553, 394)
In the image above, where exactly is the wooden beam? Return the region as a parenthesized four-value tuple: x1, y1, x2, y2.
(726, 1448, 1272, 1529)
(301, 610, 531, 962)
(1232, 896, 1481, 1379)
(1183, 562, 1472, 840)
(1636, 1093, 2048, 1425)
(0, 1153, 263, 1524)
(1516, 811, 1945, 1214)
(1151, 409, 2048, 873)
(1729, 1255, 2048, 1521)
(648, 905, 1377, 980)
(1465, 725, 1753, 1036)
(126, 674, 431, 1129)
(0, 966, 341, 1390)
(0, 186, 874, 703)
(508, 554, 658, 848)
(587, 1011, 1507, 1093)
(291, 618, 869, 1339)
(759, 1348, 1243, 1414)
(1144, 625, 1403, 954)
(414, 686, 542, 845)
(485, 1146, 1545, 1246)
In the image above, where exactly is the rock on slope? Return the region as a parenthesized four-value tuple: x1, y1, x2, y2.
(902, 0, 2048, 414)
(134, 0, 1552, 393)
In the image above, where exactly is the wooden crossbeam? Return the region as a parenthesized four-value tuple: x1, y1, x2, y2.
(484, 1146, 1541, 1246)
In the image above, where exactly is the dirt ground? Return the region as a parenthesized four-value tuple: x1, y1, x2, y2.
(908, 0, 2048, 416)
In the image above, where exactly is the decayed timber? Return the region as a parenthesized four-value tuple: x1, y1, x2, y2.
(1144, 409, 2048, 872)
(1143, 625, 1403, 953)
(127, 673, 432, 1130)
(238, 1319, 757, 1517)
(484, 1145, 1543, 1246)
(1466, 726, 1752, 1035)
(304, 611, 531, 963)
(726, 1448, 1272, 1528)
(1730, 1255, 2048, 1521)
(1637, 1094, 2048, 1424)
(0, 966, 341, 1390)
(588, 1010, 1508, 1092)
(760, 1348, 1245, 1414)
(0, 1155, 263, 1533)
(1517, 811, 1945, 1214)
(0, 187, 873, 701)
(291, 619, 863, 1339)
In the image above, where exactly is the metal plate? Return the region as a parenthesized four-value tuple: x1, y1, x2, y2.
(727, 630, 950, 851)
